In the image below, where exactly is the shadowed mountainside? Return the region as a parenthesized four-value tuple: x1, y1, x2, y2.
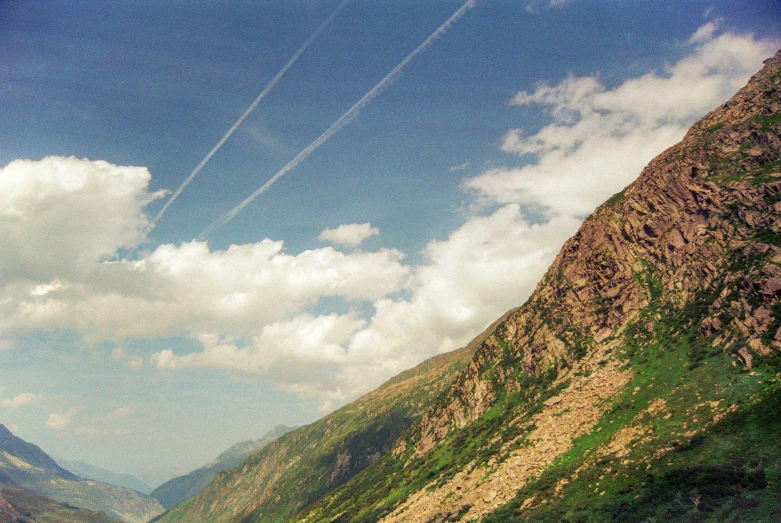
(150, 424, 296, 509)
(53, 459, 152, 495)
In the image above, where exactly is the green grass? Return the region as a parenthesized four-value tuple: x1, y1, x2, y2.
(483, 381, 781, 522)
(602, 190, 627, 210)
(275, 64, 781, 522)
(748, 112, 781, 132)
(299, 230, 781, 522)
(157, 346, 476, 523)
(297, 356, 571, 523)
(480, 266, 781, 523)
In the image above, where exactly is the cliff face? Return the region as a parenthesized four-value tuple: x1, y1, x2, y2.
(295, 51, 781, 522)
(412, 48, 781, 456)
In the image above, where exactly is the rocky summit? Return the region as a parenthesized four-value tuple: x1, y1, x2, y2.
(164, 50, 780, 522)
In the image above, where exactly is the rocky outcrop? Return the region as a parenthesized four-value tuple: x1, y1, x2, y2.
(383, 345, 632, 522)
(407, 50, 781, 459)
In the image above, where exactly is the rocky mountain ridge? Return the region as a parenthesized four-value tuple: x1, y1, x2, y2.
(405, 47, 781, 461)
(53, 458, 152, 495)
(293, 50, 781, 522)
(155, 50, 781, 522)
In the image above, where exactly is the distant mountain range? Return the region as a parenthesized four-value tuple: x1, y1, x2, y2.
(156, 50, 781, 522)
(0, 424, 164, 523)
(150, 424, 296, 509)
(53, 457, 153, 494)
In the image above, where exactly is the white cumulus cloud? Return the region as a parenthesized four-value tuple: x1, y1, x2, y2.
(0, 156, 163, 282)
(0, 160, 410, 340)
(152, 207, 579, 403)
(2, 393, 40, 408)
(46, 408, 77, 430)
(153, 313, 366, 396)
(318, 222, 380, 247)
(1, 25, 777, 407)
(464, 27, 777, 217)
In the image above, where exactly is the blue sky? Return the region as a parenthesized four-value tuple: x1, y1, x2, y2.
(1, 0, 779, 484)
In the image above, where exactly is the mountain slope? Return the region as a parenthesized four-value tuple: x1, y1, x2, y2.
(0, 425, 164, 523)
(0, 426, 78, 483)
(156, 318, 504, 523)
(294, 51, 781, 522)
(150, 424, 295, 509)
(0, 488, 123, 523)
(54, 459, 152, 495)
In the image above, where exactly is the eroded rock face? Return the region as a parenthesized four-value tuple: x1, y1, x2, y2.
(406, 51, 781, 460)
(382, 346, 632, 523)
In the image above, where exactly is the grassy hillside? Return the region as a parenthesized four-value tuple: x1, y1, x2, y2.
(156, 330, 496, 523)
(0, 488, 123, 523)
(482, 334, 781, 521)
(151, 425, 296, 509)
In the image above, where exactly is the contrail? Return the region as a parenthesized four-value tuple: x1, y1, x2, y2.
(198, 0, 476, 240)
(148, 0, 351, 232)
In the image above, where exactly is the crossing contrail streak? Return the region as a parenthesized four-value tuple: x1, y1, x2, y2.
(148, 0, 350, 232)
(198, 0, 476, 240)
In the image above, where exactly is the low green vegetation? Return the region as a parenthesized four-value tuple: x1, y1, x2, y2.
(483, 367, 781, 522)
(299, 166, 781, 522)
(480, 253, 781, 521)
(297, 343, 571, 522)
(748, 112, 781, 132)
(157, 346, 477, 523)
(161, 54, 781, 523)
(302, 282, 781, 522)
(602, 189, 626, 210)
(0, 488, 123, 523)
